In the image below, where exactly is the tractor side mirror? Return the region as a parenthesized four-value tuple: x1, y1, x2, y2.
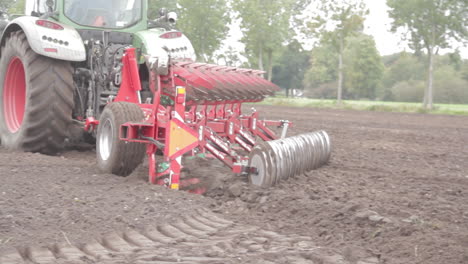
(167, 12, 177, 24)
(45, 0, 54, 12)
(158, 8, 167, 18)
(149, 9, 178, 30)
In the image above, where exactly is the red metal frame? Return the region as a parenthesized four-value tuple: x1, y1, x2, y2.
(92, 48, 290, 191)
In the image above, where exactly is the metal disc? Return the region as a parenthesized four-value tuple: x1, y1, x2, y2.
(248, 147, 271, 187)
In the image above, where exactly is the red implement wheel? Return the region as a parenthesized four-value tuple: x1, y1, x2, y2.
(0, 31, 74, 154)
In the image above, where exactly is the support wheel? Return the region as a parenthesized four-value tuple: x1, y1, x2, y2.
(0, 31, 74, 154)
(97, 102, 145, 176)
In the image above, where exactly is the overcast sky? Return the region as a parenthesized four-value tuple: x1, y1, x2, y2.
(363, 0, 403, 56)
(224, 0, 468, 59)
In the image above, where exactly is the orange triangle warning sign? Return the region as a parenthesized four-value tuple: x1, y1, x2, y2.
(166, 120, 199, 159)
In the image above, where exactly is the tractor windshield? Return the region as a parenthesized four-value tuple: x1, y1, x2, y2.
(64, 0, 142, 28)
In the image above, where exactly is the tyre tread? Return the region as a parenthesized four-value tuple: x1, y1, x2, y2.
(0, 31, 74, 154)
(97, 102, 145, 176)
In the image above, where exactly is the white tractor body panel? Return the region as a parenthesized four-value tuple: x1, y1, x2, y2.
(4, 16, 86, 62)
(138, 29, 196, 62)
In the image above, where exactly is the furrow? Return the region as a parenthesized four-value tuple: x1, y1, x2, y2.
(98, 232, 136, 253)
(0, 249, 25, 264)
(143, 226, 177, 244)
(123, 230, 161, 248)
(24, 247, 56, 263)
(170, 220, 209, 239)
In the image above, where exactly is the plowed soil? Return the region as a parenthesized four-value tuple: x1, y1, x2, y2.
(1, 105, 468, 264)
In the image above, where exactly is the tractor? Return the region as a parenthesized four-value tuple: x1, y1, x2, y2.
(0, 0, 331, 192)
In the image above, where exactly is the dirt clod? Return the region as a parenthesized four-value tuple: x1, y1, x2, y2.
(228, 182, 244, 197)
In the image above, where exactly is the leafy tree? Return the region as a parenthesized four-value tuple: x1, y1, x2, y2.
(0, 0, 13, 11)
(383, 53, 425, 87)
(387, 0, 468, 109)
(344, 34, 384, 99)
(303, 41, 338, 90)
(391, 80, 425, 102)
(382, 53, 468, 103)
(148, 0, 178, 19)
(304, 34, 382, 100)
(271, 40, 310, 97)
(382, 52, 426, 100)
(304, 81, 338, 99)
(390, 59, 468, 104)
(447, 50, 463, 71)
(461, 60, 468, 82)
(216, 46, 242, 67)
(177, 0, 230, 62)
(381, 53, 401, 66)
(305, 0, 368, 104)
(233, 0, 303, 81)
(8, 0, 25, 14)
(433, 64, 468, 104)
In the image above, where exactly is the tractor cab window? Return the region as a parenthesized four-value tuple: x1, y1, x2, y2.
(25, 0, 56, 16)
(64, 0, 142, 28)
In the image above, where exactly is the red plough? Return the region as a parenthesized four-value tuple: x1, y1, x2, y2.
(89, 48, 331, 192)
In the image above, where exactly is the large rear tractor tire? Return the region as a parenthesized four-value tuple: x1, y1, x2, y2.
(0, 31, 74, 154)
(96, 102, 145, 176)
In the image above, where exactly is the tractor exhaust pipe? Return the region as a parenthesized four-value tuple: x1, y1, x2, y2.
(248, 131, 331, 187)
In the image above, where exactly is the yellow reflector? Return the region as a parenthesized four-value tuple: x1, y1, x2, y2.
(176, 86, 186, 94)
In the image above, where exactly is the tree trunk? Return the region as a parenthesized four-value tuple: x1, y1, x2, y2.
(337, 35, 344, 105)
(200, 37, 206, 63)
(267, 49, 273, 81)
(258, 43, 264, 71)
(424, 24, 436, 110)
(424, 47, 434, 109)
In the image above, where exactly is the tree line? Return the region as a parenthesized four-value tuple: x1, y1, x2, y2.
(2, 0, 467, 107)
(302, 46, 468, 104)
(150, 0, 467, 108)
(154, 0, 468, 108)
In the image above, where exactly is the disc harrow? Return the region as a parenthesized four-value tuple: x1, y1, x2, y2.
(87, 48, 332, 192)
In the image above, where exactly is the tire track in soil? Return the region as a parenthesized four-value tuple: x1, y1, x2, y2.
(0, 209, 369, 264)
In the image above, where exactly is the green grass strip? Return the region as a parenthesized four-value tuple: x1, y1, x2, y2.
(255, 98, 468, 116)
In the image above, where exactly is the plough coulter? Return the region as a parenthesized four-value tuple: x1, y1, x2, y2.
(0, 0, 331, 192)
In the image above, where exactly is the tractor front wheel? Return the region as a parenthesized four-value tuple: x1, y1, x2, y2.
(96, 102, 145, 176)
(0, 31, 74, 154)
